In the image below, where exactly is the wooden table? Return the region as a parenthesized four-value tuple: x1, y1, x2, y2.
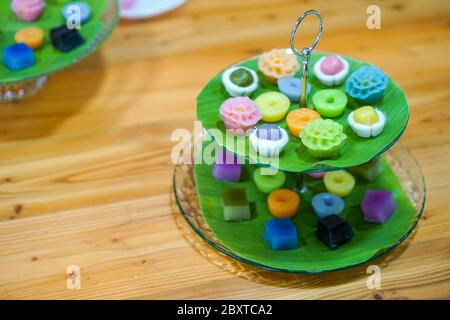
(0, 0, 449, 300)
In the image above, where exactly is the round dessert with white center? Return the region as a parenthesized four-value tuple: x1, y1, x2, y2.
(249, 124, 289, 157)
(314, 55, 349, 86)
(222, 66, 259, 97)
(348, 106, 386, 138)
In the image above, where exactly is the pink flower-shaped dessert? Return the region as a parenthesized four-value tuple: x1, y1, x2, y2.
(220, 97, 262, 132)
(320, 56, 344, 75)
(11, 0, 45, 22)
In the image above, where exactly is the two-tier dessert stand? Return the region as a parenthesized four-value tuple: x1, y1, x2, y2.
(173, 10, 425, 273)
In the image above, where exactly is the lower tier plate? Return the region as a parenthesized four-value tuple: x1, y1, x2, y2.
(173, 145, 425, 273)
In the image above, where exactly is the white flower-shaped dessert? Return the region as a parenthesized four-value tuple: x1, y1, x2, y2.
(314, 55, 349, 86)
(222, 66, 259, 97)
(348, 106, 386, 138)
(249, 124, 289, 157)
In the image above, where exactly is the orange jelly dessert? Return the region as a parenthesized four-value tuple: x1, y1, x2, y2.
(267, 189, 300, 218)
(286, 108, 321, 137)
(15, 27, 45, 49)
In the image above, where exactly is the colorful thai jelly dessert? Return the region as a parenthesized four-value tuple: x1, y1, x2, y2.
(361, 189, 397, 224)
(307, 172, 325, 179)
(258, 49, 300, 84)
(254, 91, 290, 123)
(219, 97, 262, 133)
(300, 119, 347, 159)
(277, 77, 311, 102)
(348, 106, 386, 138)
(11, 0, 45, 22)
(50, 25, 85, 52)
(253, 167, 286, 194)
(263, 218, 299, 250)
(312, 192, 345, 219)
(346, 66, 388, 104)
(324, 170, 355, 197)
(349, 156, 384, 182)
(267, 189, 300, 218)
(15, 27, 45, 50)
(222, 66, 259, 97)
(313, 55, 350, 86)
(312, 89, 348, 118)
(221, 188, 251, 221)
(62, 2, 92, 24)
(286, 108, 321, 137)
(212, 150, 242, 183)
(249, 123, 289, 157)
(316, 214, 354, 250)
(2, 43, 35, 71)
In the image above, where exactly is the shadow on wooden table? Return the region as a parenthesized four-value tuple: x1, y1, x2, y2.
(170, 191, 416, 292)
(0, 51, 106, 142)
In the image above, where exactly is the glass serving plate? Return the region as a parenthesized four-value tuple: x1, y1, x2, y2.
(173, 144, 425, 274)
(0, 0, 119, 101)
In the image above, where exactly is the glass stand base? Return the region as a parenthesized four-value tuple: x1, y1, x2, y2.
(0, 76, 47, 102)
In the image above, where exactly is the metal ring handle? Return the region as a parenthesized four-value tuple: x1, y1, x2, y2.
(290, 10, 323, 108)
(290, 10, 323, 56)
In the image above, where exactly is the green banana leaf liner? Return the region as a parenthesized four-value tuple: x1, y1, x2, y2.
(196, 53, 409, 172)
(194, 157, 417, 272)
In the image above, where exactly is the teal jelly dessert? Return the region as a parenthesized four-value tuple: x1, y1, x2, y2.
(345, 66, 388, 104)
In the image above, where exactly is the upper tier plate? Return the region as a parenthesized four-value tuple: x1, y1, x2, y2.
(0, 0, 119, 84)
(196, 52, 409, 173)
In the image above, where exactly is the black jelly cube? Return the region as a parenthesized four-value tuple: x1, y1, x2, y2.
(316, 214, 354, 250)
(50, 25, 85, 52)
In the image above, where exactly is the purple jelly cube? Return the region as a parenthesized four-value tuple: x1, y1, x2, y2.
(2, 43, 36, 71)
(263, 218, 298, 250)
(212, 150, 242, 182)
(361, 189, 397, 224)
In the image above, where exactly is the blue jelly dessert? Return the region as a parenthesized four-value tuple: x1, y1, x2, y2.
(312, 193, 345, 219)
(62, 2, 92, 24)
(2, 43, 35, 71)
(345, 66, 388, 104)
(316, 214, 354, 250)
(277, 77, 311, 102)
(263, 218, 298, 250)
(50, 25, 85, 52)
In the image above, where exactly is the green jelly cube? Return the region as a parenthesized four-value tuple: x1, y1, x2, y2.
(349, 157, 383, 181)
(222, 189, 251, 221)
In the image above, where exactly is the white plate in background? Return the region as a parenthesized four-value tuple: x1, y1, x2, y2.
(120, 0, 186, 20)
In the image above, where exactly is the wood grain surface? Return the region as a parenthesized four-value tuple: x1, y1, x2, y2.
(0, 0, 449, 300)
